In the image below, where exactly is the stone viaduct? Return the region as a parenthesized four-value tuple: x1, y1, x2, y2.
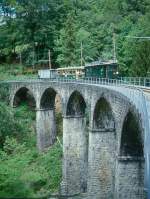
(8, 79, 150, 199)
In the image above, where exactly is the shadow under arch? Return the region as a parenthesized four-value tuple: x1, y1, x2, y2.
(66, 90, 86, 116)
(93, 97, 115, 130)
(40, 87, 57, 109)
(13, 87, 36, 108)
(120, 110, 143, 157)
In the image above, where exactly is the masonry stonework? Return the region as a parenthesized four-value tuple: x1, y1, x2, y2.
(9, 81, 147, 199)
(115, 157, 145, 199)
(88, 129, 116, 199)
(61, 116, 87, 195)
(36, 108, 56, 151)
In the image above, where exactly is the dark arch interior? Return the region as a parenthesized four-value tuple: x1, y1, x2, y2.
(120, 111, 143, 157)
(66, 91, 86, 116)
(13, 87, 36, 107)
(93, 97, 114, 130)
(40, 88, 57, 109)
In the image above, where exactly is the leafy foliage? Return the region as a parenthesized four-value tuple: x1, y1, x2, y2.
(54, 0, 150, 74)
(55, 12, 77, 66)
(0, 82, 9, 103)
(0, 101, 62, 197)
(0, 137, 62, 197)
(0, 0, 150, 73)
(0, 102, 24, 147)
(0, 0, 66, 65)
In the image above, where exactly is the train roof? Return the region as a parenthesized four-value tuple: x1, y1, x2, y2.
(85, 60, 118, 67)
(57, 66, 84, 71)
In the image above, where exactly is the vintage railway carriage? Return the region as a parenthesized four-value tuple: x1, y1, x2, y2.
(57, 66, 85, 79)
(84, 60, 118, 79)
(38, 67, 84, 79)
(38, 60, 118, 79)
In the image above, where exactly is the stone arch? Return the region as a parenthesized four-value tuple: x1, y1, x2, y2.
(66, 90, 86, 116)
(93, 97, 115, 130)
(40, 87, 57, 109)
(120, 110, 143, 157)
(13, 87, 36, 108)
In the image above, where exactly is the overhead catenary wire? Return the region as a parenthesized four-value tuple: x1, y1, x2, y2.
(114, 34, 150, 40)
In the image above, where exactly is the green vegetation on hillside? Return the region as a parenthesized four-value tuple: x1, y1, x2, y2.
(0, 100, 62, 198)
(0, 0, 150, 76)
(0, 64, 37, 80)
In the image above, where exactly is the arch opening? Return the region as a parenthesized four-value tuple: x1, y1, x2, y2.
(120, 111, 143, 157)
(13, 87, 36, 108)
(93, 97, 115, 130)
(66, 91, 86, 116)
(40, 88, 57, 109)
(39, 87, 63, 138)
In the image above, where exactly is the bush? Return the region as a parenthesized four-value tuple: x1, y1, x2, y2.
(0, 83, 9, 103)
(0, 137, 62, 198)
(0, 102, 24, 147)
(0, 137, 34, 198)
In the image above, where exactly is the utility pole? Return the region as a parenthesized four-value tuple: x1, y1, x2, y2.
(19, 53, 22, 65)
(32, 51, 35, 69)
(19, 52, 23, 74)
(48, 49, 52, 69)
(113, 33, 117, 63)
(81, 41, 83, 66)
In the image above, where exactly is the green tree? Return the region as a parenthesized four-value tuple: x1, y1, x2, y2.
(55, 12, 77, 66)
(1, 0, 150, 74)
(0, 0, 66, 65)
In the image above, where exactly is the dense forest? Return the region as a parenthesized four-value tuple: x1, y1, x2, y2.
(0, 0, 150, 76)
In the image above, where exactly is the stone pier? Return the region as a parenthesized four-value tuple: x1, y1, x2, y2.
(115, 157, 145, 199)
(87, 128, 116, 199)
(61, 116, 88, 195)
(36, 108, 56, 151)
